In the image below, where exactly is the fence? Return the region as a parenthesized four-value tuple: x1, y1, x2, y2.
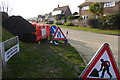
(0, 36, 20, 72)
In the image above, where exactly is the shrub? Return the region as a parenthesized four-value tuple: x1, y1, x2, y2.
(64, 22, 74, 26)
(86, 18, 102, 28)
(77, 17, 83, 21)
(105, 14, 120, 30)
(55, 22, 63, 25)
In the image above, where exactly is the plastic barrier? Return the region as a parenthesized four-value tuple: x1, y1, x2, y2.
(31, 23, 50, 41)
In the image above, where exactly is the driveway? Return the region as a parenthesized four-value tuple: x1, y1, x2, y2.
(61, 28, 119, 71)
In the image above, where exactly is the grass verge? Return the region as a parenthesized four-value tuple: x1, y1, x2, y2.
(56, 25, 120, 35)
(2, 28, 85, 78)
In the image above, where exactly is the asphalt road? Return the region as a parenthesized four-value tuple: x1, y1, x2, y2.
(61, 28, 119, 70)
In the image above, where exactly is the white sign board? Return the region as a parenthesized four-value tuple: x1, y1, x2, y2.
(4, 44, 19, 62)
(41, 29, 46, 36)
(52, 27, 66, 40)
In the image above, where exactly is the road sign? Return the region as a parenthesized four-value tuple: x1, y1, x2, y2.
(52, 27, 66, 40)
(50, 25, 57, 33)
(79, 43, 120, 80)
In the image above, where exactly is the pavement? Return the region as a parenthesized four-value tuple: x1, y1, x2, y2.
(61, 28, 119, 71)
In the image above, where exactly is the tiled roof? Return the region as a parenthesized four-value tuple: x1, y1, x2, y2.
(78, 2, 93, 7)
(53, 5, 68, 11)
(86, 0, 120, 2)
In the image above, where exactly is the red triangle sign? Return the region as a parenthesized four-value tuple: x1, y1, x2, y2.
(52, 27, 66, 40)
(79, 43, 120, 80)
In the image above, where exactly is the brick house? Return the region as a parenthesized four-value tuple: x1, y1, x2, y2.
(78, 0, 120, 19)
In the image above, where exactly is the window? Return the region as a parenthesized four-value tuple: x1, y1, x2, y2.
(82, 6, 89, 10)
(82, 16, 89, 19)
(104, 2, 115, 7)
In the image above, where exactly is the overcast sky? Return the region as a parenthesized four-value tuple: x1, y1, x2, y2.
(9, 0, 85, 18)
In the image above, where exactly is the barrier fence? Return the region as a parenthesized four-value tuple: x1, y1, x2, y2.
(0, 36, 20, 73)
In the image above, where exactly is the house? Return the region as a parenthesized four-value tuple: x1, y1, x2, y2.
(52, 5, 72, 16)
(78, 0, 120, 19)
(44, 13, 52, 21)
(37, 15, 45, 22)
(46, 5, 72, 24)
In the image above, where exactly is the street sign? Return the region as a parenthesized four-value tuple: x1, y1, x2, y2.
(52, 27, 66, 40)
(79, 43, 120, 80)
(50, 25, 57, 33)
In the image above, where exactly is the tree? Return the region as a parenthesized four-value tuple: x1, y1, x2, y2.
(0, 0, 13, 15)
(89, 2, 103, 18)
(73, 12, 78, 15)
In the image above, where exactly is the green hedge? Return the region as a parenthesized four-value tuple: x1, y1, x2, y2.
(105, 14, 120, 30)
(64, 22, 74, 26)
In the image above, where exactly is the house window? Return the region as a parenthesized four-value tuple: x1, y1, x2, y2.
(82, 6, 89, 10)
(104, 2, 115, 7)
(82, 16, 89, 19)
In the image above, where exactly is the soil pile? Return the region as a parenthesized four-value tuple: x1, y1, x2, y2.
(2, 16, 36, 43)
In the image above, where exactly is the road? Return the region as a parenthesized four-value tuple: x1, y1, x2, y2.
(61, 28, 119, 70)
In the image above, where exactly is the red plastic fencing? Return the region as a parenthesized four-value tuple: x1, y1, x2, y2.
(31, 23, 50, 41)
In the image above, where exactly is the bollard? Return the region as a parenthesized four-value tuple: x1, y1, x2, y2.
(64, 31, 68, 44)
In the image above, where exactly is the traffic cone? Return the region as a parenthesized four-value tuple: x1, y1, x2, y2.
(64, 31, 68, 44)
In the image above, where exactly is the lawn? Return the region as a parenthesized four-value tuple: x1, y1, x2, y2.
(2, 28, 86, 78)
(56, 25, 120, 35)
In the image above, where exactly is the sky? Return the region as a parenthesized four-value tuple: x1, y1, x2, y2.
(9, 0, 85, 19)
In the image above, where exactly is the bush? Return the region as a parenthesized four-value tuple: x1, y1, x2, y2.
(105, 14, 120, 30)
(77, 17, 83, 21)
(86, 18, 102, 28)
(64, 22, 74, 26)
(55, 22, 63, 25)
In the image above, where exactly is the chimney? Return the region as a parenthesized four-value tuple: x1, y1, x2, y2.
(58, 5, 60, 8)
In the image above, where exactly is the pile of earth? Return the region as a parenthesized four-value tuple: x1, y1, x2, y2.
(2, 16, 36, 43)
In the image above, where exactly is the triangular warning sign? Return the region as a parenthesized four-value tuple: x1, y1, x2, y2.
(52, 27, 66, 40)
(79, 43, 120, 80)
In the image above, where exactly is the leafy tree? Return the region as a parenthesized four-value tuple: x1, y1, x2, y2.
(89, 2, 103, 18)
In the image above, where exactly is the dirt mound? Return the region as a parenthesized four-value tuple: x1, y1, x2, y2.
(2, 16, 36, 43)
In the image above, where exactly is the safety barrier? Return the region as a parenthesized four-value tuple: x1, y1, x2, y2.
(1, 36, 20, 72)
(31, 23, 50, 41)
